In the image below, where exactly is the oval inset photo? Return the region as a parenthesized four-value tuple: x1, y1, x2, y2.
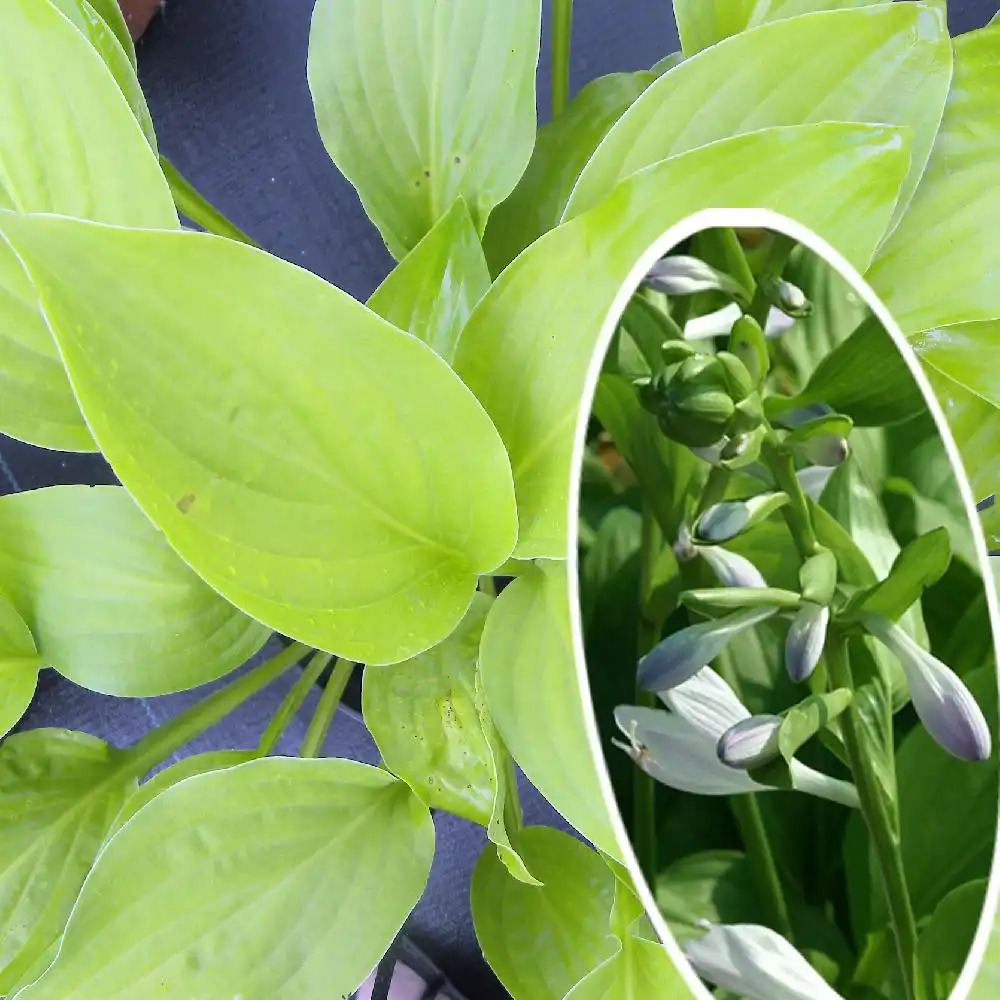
(571, 211, 1000, 1000)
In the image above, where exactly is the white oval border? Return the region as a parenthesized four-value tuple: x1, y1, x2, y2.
(564, 206, 1000, 1000)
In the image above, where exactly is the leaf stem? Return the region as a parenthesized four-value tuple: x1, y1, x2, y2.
(634, 498, 662, 883)
(301, 658, 355, 758)
(123, 642, 309, 778)
(747, 232, 796, 327)
(760, 435, 819, 558)
(257, 650, 333, 755)
(551, 0, 574, 117)
(159, 155, 257, 247)
(730, 794, 795, 941)
(826, 638, 924, 1000)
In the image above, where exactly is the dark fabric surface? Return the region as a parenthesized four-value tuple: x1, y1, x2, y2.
(4, 0, 999, 994)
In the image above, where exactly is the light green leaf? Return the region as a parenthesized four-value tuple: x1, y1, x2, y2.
(0, 592, 41, 739)
(16, 758, 435, 1000)
(672, 0, 882, 55)
(307, 0, 541, 259)
(84, 0, 137, 67)
(362, 594, 495, 825)
(107, 750, 257, 839)
(918, 880, 988, 1000)
(911, 320, 1000, 411)
(454, 121, 910, 558)
(854, 527, 952, 620)
(869, 25, 1000, 334)
(48, 0, 156, 148)
(562, 936, 690, 1000)
(368, 198, 489, 362)
(0, 217, 518, 666)
(483, 70, 656, 274)
(569, 3, 950, 223)
(778, 689, 853, 761)
(472, 827, 618, 1000)
(779, 315, 927, 426)
(479, 562, 621, 859)
(0, 0, 174, 451)
(0, 729, 135, 993)
(0, 486, 270, 697)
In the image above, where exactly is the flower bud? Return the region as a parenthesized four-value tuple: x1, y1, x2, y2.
(785, 602, 829, 682)
(684, 923, 845, 1000)
(653, 356, 738, 448)
(715, 351, 755, 401)
(698, 544, 767, 589)
(638, 606, 778, 692)
(727, 315, 770, 386)
(799, 549, 837, 605)
(695, 492, 789, 543)
(661, 340, 697, 366)
(797, 465, 835, 502)
(717, 715, 783, 769)
(645, 255, 749, 304)
(796, 434, 850, 467)
(760, 276, 812, 318)
(862, 613, 992, 762)
(719, 425, 766, 470)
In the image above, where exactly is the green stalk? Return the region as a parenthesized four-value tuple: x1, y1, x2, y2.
(761, 435, 819, 558)
(700, 228, 757, 304)
(634, 498, 662, 883)
(827, 639, 924, 1000)
(551, 0, 574, 117)
(124, 642, 309, 778)
(747, 232, 796, 327)
(159, 155, 257, 246)
(695, 466, 731, 518)
(730, 795, 795, 941)
(301, 658, 355, 758)
(257, 650, 333, 755)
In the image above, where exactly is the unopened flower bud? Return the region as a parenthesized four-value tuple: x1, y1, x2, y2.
(638, 606, 778, 692)
(862, 613, 992, 762)
(698, 545, 767, 589)
(727, 315, 770, 386)
(695, 492, 789, 543)
(761, 276, 812, 318)
(717, 715, 783, 769)
(661, 340, 697, 366)
(715, 351, 755, 402)
(645, 255, 749, 304)
(785, 603, 829, 682)
(796, 434, 850, 467)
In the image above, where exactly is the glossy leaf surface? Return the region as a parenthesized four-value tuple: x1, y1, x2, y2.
(17, 759, 435, 1000)
(0, 593, 40, 739)
(454, 122, 909, 558)
(471, 827, 618, 1000)
(307, 0, 541, 258)
(0, 218, 518, 665)
(483, 70, 655, 274)
(870, 25, 1000, 333)
(568, 4, 949, 223)
(0, 487, 269, 697)
(479, 562, 621, 859)
(0, 729, 134, 993)
(368, 198, 489, 362)
(0, 0, 174, 451)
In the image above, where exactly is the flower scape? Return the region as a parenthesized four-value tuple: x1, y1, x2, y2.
(578, 228, 999, 1000)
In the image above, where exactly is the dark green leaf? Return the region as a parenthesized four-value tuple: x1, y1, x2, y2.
(918, 880, 987, 1000)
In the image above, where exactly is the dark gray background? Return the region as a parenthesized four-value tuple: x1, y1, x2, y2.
(2, 0, 996, 995)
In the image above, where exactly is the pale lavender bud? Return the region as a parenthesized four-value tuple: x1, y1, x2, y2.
(638, 606, 778, 692)
(697, 544, 767, 589)
(862, 614, 992, 762)
(796, 434, 850, 468)
(645, 255, 748, 303)
(785, 603, 829, 683)
(797, 465, 835, 501)
(717, 715, 783, 769)
(695, 493, 788, 543)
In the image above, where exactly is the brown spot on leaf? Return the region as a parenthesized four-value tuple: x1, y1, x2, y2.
(176, 493, 196, 515)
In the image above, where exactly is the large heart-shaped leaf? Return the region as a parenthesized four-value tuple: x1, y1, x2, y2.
(0, 593, 41, 739)
(471, 827, 619, 1000)
(912, 320, 1000, 410)
(483, 70, 656, 274)
(83, 0, 136, 67)
(479, 562, 621, 860)
(0, 217, 518, 665)
(0, 0, 174, 451)
(368, 198, 490, 363)
(0, 486, 270, 697)
(454, 122, 909, 558)
(16, 758, 435, 1000)
(0, 729, 135, 993)
(869, 25, 1000, 334)
(569, 3, 950, 223)
(307, 0, 541, 259)
(563, 936, 692, 1000)
(672, 0, 882, 56)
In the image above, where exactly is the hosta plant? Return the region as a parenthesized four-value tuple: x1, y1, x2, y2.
(579, 225, 998, 1000)
(1, 0, 1000, 999)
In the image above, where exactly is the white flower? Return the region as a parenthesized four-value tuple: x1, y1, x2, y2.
(862, 613, 992, 762)
(614, 667, 858, 806)
(684, 922, 844, 1000)
(797, 465, 835, 501)
(684, 303, 795, 341)
(644, 255, 748, 303)
(785, 602, 829, 682)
